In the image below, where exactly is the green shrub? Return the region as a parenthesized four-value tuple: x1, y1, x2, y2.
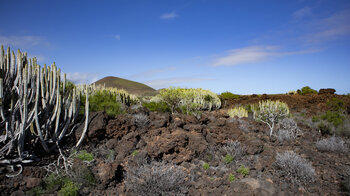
(74, 150, 94, 162)
(321, 111, 345, 127)
(223, 154, 234, 164)
(229, 173, 235, 182)
(44, 173, 66, 192)
(203, 163, 210, 170)
(327, 98, 345, 111)
(80, 90, 125, 117)
(142, 101, 171, 113)
(131, 150, 139, 157)
(298, 86, 317, 95)
(26, 187, 45, 196)
(237, 165, 250, 176)
(58, 179, 78, 196)
(317, 121, 333, 135)
(220, 92, 240, 100)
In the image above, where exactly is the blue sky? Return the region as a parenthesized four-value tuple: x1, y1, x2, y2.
(1, 0, 349, 94)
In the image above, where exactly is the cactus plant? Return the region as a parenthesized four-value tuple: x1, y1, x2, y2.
(0, 46, 89, 172)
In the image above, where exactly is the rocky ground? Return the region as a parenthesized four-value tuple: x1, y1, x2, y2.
(1, 94, 350, 196)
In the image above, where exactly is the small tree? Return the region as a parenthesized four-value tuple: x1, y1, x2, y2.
(158, 87, 183, 114)
(252, 100, 290, 136)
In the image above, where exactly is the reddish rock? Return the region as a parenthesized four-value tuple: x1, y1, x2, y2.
(25, 177, 42, 189)
(318, 88, 336, 94)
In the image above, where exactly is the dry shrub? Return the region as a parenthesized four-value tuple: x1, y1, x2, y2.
(316, 136, 348, 153)
(275, 151, 315, 184)
(125, 161, 189, 196)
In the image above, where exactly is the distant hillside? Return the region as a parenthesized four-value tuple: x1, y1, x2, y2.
(93, 76, 157, 96)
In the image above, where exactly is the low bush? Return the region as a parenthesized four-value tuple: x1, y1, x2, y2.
(228, 173, 235, 182)
(125, 161, 189, 196)
(316, 136, 348, 153)
(237, 165, 250, 176)
(298, 86, 317, 95)
(223, 154, 234, 164)
(133, 113, 150, 128)
(275, 151, 315, 184)
(276, 118, 302, 142)
(220, 92, 240, 100)
(58, 178, 79, 196)
(327, 98, 345, 111)
(203, 162, 210, 170)
(227, 106, 248, 118)
(73, 150, 94, 162)
(80, 90, 125, 117)
(142, 101, 171, 113)
(222, 140, 245, 161)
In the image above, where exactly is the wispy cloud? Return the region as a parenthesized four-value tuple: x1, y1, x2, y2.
(129, 66, 176, 79)
(301, 10, 350, 43)
(66, 72, 100, 84)
(114, 34, 120, 40)
(292, 7, 312, 21)
(212, 45, 319, 67)
(160, 11, 178, 19)
(145, 77, 212, 89)
(0, 34, 50, 48)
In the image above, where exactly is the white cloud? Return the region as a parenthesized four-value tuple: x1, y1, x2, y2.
(129, 66, 176, 79)
(145, 77, 212, 89)
(0, 34, 50, 48)
(212, 45, 319, 67)
(302, 10, 350, 43)
(66, 72, 100, 84)
(292, 7, 312, 20)
(160, 11, 178, 19)
(114, 34, 120, 40)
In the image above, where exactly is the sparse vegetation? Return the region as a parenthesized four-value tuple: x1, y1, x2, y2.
(223, 154, 234, 164)
(275, 151, 315, 184)
(237, 165, 250, 176)
(125, 161, 189, 196)
(229, 173, 235, 182)
(131, 150, 139, 157)
(133, 113, 150, 128)
(316, 136, 348, 153)
(203, 162, 210, 170)
(222, 140, 245, 161)
(73, 150, 94, 162)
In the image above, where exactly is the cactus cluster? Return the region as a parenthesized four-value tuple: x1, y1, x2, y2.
(0, 46, 89, 165)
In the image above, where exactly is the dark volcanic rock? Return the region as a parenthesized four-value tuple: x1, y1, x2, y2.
(319, 88, 336, 94)
(75, 111, 109, 142)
